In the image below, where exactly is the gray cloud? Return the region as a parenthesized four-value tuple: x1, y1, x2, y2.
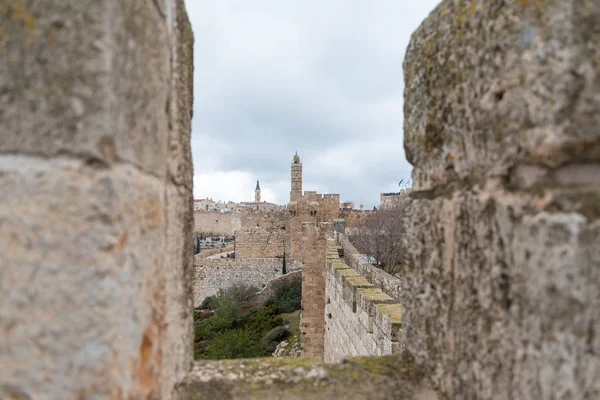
(185, 0, 439, 208)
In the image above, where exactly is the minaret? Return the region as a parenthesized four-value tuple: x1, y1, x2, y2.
(290, 152, 302, 201)
(255, 180, 261, 202)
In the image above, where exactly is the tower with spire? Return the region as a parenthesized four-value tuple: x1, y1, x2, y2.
(255, 180, 261, 202)
(290, 152, 303, 202)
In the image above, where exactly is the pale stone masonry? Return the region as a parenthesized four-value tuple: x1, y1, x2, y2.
(192, 257, 302, 307)
(299, 222, 332, 357)
(338, 235, 403, 302)
(324, 240, 403, 363)
(1, 1, 194, 399)
(194, 211, 241, 236)
(290, 152, 303, 201)
(234, 227, 285, 259)
(402, 0, 600, 398)
(3, 0, 599, 398)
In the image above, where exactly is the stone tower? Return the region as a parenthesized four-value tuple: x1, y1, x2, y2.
(255, 180, 261, 202)
(290, 152, 302, 201)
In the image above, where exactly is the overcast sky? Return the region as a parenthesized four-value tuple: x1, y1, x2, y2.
(184, 1, 439, 208)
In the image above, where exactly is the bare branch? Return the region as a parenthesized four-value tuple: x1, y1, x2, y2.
(349, 196, 408, 275)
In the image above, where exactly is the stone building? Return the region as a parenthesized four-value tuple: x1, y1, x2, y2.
(379, 190, 411, 209)
(194, 197, 216, 211)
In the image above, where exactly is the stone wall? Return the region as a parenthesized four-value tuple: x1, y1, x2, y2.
(286, 195, 342, 261)
(380, 191, 411, 209)
(341, 210, 371, 227)
(174, 356, 437, 400)
(285, 209, 313, 261)
(402, 0, 600, 399)
(338, 235, 402, 302)
(299, 222, 332, 357)
(192, 257, 301, 307)
(324, 239, 403, 363)
(246, 270, 302, 308)
(0, 1, 194, 399)
(194, 211, 241, 236)
(235, 228, 286, 259)
(196, 245, 235, 259)
(240, 209, 288, 229)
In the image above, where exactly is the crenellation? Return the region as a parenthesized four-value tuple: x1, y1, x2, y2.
(401, 0, 600, 397)
(323, 239, 404, 363)
(1, 1, 195, 398)
(5, 0, 598, 398)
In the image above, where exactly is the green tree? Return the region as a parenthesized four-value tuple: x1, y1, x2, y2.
(282, 252, 287, 275)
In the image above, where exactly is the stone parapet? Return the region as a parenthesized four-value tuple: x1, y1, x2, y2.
(338, 234, 402, 302)
(402, 0, 600, 398)
(174, 355, 437, 400)
(324, 240, 403, 363)
(1, 1, 195, 398)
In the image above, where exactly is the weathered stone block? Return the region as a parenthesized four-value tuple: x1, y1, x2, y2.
(403, 1, 600, 398)
(1, 0, 172, 177)
(375, 304, 403, 342)
(357, 288, 395, 317)
(404, 0, 600, 192)
(0, 1, 194, 398)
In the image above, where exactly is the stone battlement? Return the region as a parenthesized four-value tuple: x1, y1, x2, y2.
(4, 0, 599, 399)
(338, 235, 402, 302)
(324, 239, 403, 363)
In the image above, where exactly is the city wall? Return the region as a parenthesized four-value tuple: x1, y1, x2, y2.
(338, 235, 402, 302)
(1, 1, 195, 399)
(196, 245, 235, 259)
(6, 0, 600, 399)
(298, 222, 331, 357)
(192, 256, 302, 307)
(341, 210, 371, 227)
(235, 227, 286, 259)
(324, 239, 403, 363)
(194, 208, 287, 237)
(193, 211, 240, 236)
(240, 209, 288, 229)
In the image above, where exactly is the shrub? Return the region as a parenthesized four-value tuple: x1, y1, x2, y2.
(194, 316, 218, 341)
(261, 326, 291, 349)
(265, 279, 302, 314)
(193, 285, 295, 360)
(227, 283, 259, 306)
(243, 305, 284, 338)
(198, 295, 216, 310)
(202, 328, 265, 359)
